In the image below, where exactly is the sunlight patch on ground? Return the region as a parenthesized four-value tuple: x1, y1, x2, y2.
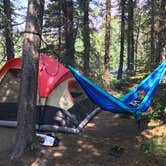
(147, 120, 164, 127)
(31, 158, 46, 166)
(85, 122, 96, 128)
(77, 140, 83, 144)
(31, 148, 64, 166)
(53, 152, 63, 157)
(77, 148, 83, 152)
(77, 140, 101, 156)
(56, 142, 67, 151)
(82, 144, 101, 156)
(141, 124, 166, 139)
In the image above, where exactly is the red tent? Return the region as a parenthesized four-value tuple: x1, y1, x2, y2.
(38, 54, 72, 97)
(0, 54, 73, 98)
(0, 54, 99, 133)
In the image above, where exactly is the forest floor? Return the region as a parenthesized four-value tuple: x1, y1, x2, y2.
(0, 71, 165, 166)
(0, 111, 165, 166)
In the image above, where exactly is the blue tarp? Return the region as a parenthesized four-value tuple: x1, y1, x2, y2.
(68, 61, 166, 120)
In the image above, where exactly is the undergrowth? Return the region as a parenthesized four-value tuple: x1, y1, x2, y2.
(140, 137, 166, 156)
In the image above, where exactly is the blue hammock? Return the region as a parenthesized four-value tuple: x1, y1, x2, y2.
(68, 61, 166, 120)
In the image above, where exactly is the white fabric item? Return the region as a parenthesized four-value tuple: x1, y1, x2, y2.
(36, 133, 55, 147)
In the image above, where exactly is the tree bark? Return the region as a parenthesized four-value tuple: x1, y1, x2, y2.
(134, 9, 142, 72)
(63, 0, 74, 66)
(104, 0, 111, 74)
(117, 0, 125, 80)
(156, 0, 166, 64)
(3, 0, 15, 60)
(11, 0, 45, 159)
(83, 0, 90, 75)
(150, 0, 155, 66)
(127, 0, 135, 76)
(58, 0, 62, 59)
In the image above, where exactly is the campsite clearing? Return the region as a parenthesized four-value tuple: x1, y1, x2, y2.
(0, 111, 165, 166)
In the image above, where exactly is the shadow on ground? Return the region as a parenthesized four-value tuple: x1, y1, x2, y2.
(0, 111, 165, 166)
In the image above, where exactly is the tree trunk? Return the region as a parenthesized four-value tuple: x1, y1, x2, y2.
(64, 0, 74, 66)
(104, 0, 111, 74)
(3, 0, 15, 60)
(11, 0, 45, 159)
(117, 0, 125, 80)
(83, 0, 90, 75)
(127, 0, 135, 76)
(156, 0, 166, 64)
(134, 9, 141, 72)
(150, 0, 155, 66)
(58, 0, 62, 59)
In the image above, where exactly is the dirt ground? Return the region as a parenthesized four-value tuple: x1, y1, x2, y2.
(0, 111, 165, 166)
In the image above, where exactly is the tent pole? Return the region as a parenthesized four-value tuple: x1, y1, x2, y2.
(0, 107, 101, 134)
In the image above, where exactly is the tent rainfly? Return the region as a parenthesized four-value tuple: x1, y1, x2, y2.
(0, 54, 100, 133)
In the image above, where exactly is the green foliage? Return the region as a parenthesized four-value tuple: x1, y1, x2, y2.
(75, 37, 84, 67)
(140, 139, 153, 154)
(30, 134, 41, 151)
(109, 144, 125, 157)
(150, 84, 166, 120)
(0, 0, 164, 80)
(89, 17, 120, 71)
(0, 36, 5, 60)
(30, 142, 38, 151)
(40, 44, 58, 57)
(110, 18, 120, 70)
(0, 0, 21, 60)
(109, 73, 147, 95)
(151, 101, 163, 120)
(90, 70, 105, 87)
(0, 2, 5, 30)
(140, 137, 166, 156)
(13, 31, 23, 56)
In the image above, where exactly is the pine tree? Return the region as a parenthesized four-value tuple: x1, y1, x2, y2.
(104, 0, 111, 74)
(127, 0, 135, 76)
(11, 0, 45, 159)
(117, 0, 126, 79)
(3, 0, 15, 60)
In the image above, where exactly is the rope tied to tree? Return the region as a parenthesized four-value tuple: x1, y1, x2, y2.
(23, 31, 50, 47)
(23, 31, 59, 58)
(24, 31, 42, 38)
